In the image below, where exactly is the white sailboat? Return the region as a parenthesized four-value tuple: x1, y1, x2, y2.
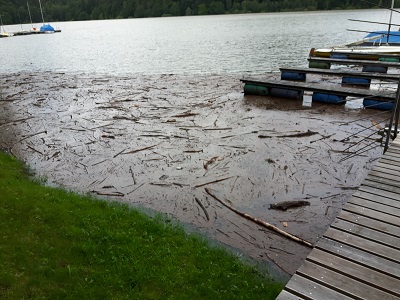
(312, 0, 400, 59)
(0, 13, 14, 37)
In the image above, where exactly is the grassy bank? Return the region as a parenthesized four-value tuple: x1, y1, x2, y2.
(0, 151, 283, 299)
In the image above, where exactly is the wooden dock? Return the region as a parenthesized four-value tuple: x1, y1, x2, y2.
(276, 139, 400, 299)
(308, 57, 400, 69)
(279, 67, 400, 82)
(241, 78, 396, 101)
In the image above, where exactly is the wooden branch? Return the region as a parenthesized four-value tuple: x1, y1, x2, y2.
(195, 176, 233, 188)
(123, 144, 160, 155)
(194, 197, 210, 221)
(205, 188, 313, 248)
(258, 130, 318, 139)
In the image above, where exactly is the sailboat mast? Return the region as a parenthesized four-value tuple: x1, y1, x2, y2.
(27, 2, 33, 28)
(387, 0, 394, 44)
(38, 0, 45, 24)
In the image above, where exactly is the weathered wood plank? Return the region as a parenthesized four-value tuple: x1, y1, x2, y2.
(307, 248, 400, 296)
(282, 274, 353, 300)
(344, 203, 400, 227)
(372, 165, 400, 178)
(368, 169, 400, 183)
(374, 160, 400, 173)
(366, 174, 400, 189)
(353, 189, 400, 208)
(337, 210, 400, 237)
(275, 289, 305, 300)
(349, 195, 400, 216)
(297, 261, 398, 299)
(379, 154, 400, 164)
(240, 78, 395, 100)
(357, 185, 400, 202)
(324, 227, 400, 263)
(308, 57, 400, 68)
(316, 237, 400, 279)
(379, 156, 400, 168)
(363, 179, 400, 194)
(279, 67, 400, 81)
(331, 218, 400, 250)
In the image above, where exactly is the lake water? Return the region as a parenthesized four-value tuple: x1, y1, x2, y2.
(0, 9, 396, 75)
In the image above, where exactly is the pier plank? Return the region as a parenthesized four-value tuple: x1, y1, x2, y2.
(330, 218, 400, 249)
(348, 195, 400, 216)
(296, 261, 397, 299)
(323, 227, 400, 263)
(316, 237, 400, 279)
(353, 189, 400, 208)
(308, 57, 400, 68)
(240, 78, 396, 100)
(279, 67, 400, 81)
(363, 178, 400, 194)
(282, 274, 353, 300)
(343, 203, 400, 227)
(337, 210, 400, 237)
(357, 185, 400, 203)
(306, 248, 400, 296)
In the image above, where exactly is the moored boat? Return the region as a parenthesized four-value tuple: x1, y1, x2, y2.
(311, 0, 400, 60)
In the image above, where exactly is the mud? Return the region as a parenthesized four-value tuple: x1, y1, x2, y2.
(0, 72, 390, 279)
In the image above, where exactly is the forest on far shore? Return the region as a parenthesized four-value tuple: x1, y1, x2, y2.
(0, 0, 398, 25)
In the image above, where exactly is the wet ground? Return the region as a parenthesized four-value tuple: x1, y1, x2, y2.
(0, 72, 391, 280)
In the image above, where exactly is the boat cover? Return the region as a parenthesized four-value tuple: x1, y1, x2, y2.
(364, 31, 400, 44)
(40, 24, 54, 32)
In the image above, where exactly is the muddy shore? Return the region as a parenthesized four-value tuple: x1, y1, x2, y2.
(0, 72, 388, 278)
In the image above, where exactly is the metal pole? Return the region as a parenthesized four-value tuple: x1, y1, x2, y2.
(27, 2, 33, 28)
(387, 0, 394, 44)
(38, 0, 44, 24)
(384, 77, 400, 153)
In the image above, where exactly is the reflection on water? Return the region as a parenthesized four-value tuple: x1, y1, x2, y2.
(0, 9, 396, 75)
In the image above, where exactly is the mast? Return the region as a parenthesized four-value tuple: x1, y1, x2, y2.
(387, 0, 394, 44)
(38, 0, 45, 24)
(27, 2, 33, 28)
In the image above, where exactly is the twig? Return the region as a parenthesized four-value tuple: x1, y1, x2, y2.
(203, 156, 223, 170)
(16, 130, 47, 143)
(129, 166, 136, 184)
(91, 191, 125, 197)
(194, 197, 209, 220)
(205, 188, 313, 248)
(123, 144, 160, 155)
(258, 130, 318, 139)
(113, 148, 127, 158)
(195, 176, 233, 188)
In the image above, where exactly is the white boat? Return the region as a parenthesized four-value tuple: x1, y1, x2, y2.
(312, 0, 400, 59)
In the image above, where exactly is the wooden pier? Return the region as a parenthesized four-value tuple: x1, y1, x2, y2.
(276, 138, 400, 299)
(240, 78, 396, 101)
(279, 67, 400, 82)
(308, 57, 400, 69)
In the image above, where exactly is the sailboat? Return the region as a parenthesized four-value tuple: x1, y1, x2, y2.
(0, 13, 14, 37)
(29, 0, 60, 33)
(311, 0, 400, 59)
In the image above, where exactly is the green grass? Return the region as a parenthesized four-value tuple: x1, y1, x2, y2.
(0, 151, 283, 299)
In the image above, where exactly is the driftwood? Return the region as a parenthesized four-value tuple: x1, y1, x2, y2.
(195, 176, 233, 188)
(258, 130, 318, 139)
(194, 197, 210, 220)
(123, 144, 159, 155)
(203, 156, 223, 170)
(172, 112, 199, 118)
(270, 200, 310, 211)
(205, 188, 313, 248)
(91, 190, 124, 197)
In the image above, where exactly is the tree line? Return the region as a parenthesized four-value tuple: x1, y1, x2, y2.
(0, 0, 398, 25)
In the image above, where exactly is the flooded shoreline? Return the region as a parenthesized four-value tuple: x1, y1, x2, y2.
(0, 72, 387, 277)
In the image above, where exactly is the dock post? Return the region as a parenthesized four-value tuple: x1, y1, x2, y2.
(384, 78, 400, 152)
